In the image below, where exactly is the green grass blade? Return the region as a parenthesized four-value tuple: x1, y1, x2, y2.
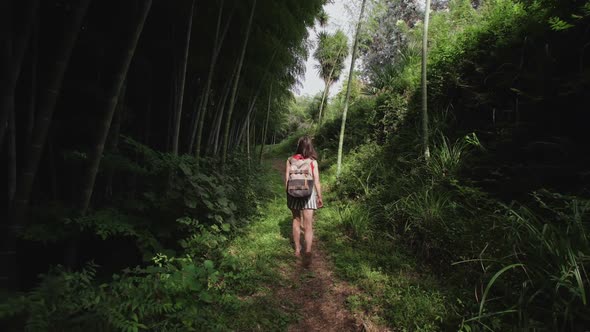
(479, 263, 524, 317)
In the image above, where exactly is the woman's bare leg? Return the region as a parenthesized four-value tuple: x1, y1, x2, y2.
(302, 209, 314, 254)
(291, 209, 302, 256)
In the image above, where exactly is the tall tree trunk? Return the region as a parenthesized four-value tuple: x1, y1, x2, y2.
(205, 91, 222, 150)
(246, 114, 250, 164)
(144, 66, 152, 145)
(166, 71, 176, 152)
(317, 80, 329, 128)
(421, 0, 431, 160)
(193, 0, 234, 158)
(234, 50, 276, 150)
(187, 89, 202, 152)
(1, 0, 46, 290)
(0, 0, 11, 151)
(0, 0, 39, 149)
(8, 107, 16, 203)
(212, 81, 234, 156)
(79, 0, 152, 215)
(48, 132, 58, 201)
(236, 94, 259, 146)
(105, 82, 126, 199)
(251, 121, 256, 158)
(259, 82, 272, 163)
(252, 120, 257, 156)
(212, 60, 243, 156)
(337, 0, 366, 176)
(11, 0, 91, 228)
(25, 23, 38, 150)
(171, 0, 195, 156)
(229, 121, 240, 153)
(209, 77, 232, 155)
(237, 118, 246, 148)
(221, 0, 256, 167)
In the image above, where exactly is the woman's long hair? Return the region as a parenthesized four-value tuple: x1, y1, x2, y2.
(295, 136, 318, 160)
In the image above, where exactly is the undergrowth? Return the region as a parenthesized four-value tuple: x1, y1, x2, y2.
(315, 162, 452, 331)
(0, 143, 295, 331)
(310, 0, 590, 330)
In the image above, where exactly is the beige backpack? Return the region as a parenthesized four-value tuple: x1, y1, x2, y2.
(287, 157, 314, 198)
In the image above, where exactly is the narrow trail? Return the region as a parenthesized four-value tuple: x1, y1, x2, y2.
(269, 159, 386, 332)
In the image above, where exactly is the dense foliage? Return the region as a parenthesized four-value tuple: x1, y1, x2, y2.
(3, 0, 590, 330)
(313, 0, 590, 330)
(0, 0, 326, 330)
(0, 141, 278, 331)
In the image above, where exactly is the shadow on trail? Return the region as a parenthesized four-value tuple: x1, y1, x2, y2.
(279, 216, 293, 242)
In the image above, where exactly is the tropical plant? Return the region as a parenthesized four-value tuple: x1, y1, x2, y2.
(313, 29, 349, 127)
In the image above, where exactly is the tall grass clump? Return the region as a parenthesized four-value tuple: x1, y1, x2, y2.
(428, 133, 483, 180)
(336, 203, 373, 240)
(382, 133, 487, 262)
(466, 192, 590, 331)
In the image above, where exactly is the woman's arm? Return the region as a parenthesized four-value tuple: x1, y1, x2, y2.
(313, 160, 323, 207)
(284, 159, 290, 190)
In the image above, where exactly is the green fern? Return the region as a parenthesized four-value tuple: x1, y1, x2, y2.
(549, 16, 574, 31)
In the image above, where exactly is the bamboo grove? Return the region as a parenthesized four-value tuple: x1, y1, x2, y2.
(1, 0, 325, 296)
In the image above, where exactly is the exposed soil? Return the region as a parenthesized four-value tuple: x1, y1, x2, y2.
(272, 159, 389, 332)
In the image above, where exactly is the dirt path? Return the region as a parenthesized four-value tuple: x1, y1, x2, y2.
(279, 246, 368, 332)
(272, 159, 387, 332)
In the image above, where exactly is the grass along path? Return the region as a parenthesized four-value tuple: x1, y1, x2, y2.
(312, 164, 452, 331)
(223, 158, 384, 331)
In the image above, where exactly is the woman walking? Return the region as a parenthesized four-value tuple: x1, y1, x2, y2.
(285, 136, 323, 259)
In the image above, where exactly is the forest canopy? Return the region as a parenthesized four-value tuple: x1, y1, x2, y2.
(2, 0, 590, 330)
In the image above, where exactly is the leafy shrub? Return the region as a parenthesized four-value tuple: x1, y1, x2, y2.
(333, 142, 385, 199)
(1, 254, 230, 331)
(2, 140, 271, 331)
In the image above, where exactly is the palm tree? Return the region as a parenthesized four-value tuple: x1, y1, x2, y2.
(313, 30, 348, 127)
(337, 0, 367, 176)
